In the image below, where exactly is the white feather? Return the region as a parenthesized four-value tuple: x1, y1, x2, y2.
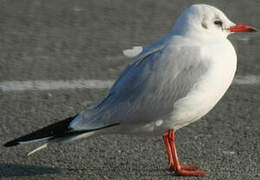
(27, 143, 48, 156)
(122, 46, 143, 57)
(60, 132, 95, 144)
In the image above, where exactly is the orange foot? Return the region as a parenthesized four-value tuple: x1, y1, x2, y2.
(163, 129, 207, 177)
(169, 164, 206, 176)
(175, 164, 206, 177)
(180, 164, 201, 170)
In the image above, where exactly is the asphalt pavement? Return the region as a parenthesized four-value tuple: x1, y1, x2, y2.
(0, 0, 259, 179)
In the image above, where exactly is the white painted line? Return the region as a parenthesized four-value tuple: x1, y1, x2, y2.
(0, 80, 114, 92)
(233, 75, 260, 85)
(0, 75, 259, 92)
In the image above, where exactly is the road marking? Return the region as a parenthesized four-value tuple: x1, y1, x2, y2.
(0, 75, 259, 92)
(233, 75, 260, 85)
(0, 80, 114, 92)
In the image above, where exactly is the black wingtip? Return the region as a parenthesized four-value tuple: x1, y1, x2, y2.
(3, 115, 77, 148)
(3, 116, 120, 148)
(3, 141, 19, 147)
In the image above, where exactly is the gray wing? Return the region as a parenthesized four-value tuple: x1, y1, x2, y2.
(70, 37, 209, 130)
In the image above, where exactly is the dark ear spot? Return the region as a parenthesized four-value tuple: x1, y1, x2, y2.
(201, 22, 208, 29)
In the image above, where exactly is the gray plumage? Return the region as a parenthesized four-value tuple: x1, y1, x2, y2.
(70, 35, 209, 134)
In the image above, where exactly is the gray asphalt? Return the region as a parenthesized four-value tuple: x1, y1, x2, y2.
(0, 0, 259, 179)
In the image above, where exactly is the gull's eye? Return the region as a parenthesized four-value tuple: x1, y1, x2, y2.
(214, 20, 223, 26)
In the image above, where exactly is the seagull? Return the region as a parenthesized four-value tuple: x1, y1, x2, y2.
(4, 4, 256, 177)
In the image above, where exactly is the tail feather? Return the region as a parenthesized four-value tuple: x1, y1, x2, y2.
(4, 114, 120, 148)
(3, 115, 77, 147)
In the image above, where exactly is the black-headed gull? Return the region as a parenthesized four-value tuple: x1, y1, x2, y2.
(4, 4, 256, 177)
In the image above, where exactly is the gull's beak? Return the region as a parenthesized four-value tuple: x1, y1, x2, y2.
(227, 24, 257, 32)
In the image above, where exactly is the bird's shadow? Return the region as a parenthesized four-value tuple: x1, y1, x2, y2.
(0, 163, 60, 177)
(0, 162, 176, 178)
(67, 167, 175, 177)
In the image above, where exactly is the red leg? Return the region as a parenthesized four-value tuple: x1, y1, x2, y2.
(163, 135, 174, 169)
(164, 129, 206, 177)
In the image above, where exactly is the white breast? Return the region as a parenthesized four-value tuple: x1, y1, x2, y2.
(168, 39, 237, 130)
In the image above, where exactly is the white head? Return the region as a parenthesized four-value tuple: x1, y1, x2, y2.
(172, 4, 256, 39)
